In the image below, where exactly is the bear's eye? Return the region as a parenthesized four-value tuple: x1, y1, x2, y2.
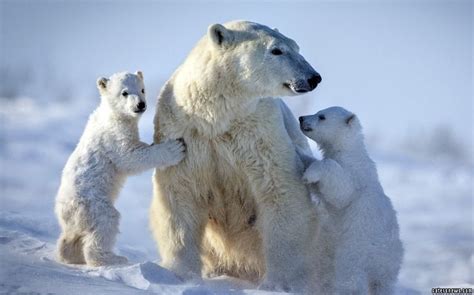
(122, 91, 128, 97)
(318, 115, 326, 121)
(141, 89, 145, 94)
(271, 48, 283, 56)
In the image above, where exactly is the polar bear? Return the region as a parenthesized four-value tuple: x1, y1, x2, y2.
(55, 71, 186, 266)
(298, 106, 403, 294)
(150, 21, 321, 291)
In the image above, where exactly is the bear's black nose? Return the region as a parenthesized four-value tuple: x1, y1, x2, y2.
(299, 116, 304, 123)
(308, 74, 322, 90)
(137, 101, 146, 110)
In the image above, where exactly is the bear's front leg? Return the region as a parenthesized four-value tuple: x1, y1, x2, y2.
(308, 158, 356, 210)
(150, 168, 207, 280)
(302, 159, 324, 183)
(240, 139, 318, 292)
(112, 140, 186, 175)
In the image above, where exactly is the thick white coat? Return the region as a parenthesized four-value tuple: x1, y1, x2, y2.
(55, 72, 185, 266)
(150, 21, 321, 292)
(299, 106, 403, 294)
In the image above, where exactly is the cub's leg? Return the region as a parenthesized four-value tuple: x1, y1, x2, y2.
(56, 201, 86, 264)
(368, 257, 400, 295)
(334, 247, 369, 295)
(113, 139, 186, 175)
(369, 278, 396, 295)
(80, 198, 127, 266)
(57, 232, 85, 264)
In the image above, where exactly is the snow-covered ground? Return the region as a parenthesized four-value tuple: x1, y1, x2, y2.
(1, 1, 472, 293)
(0, 96, 472, 294)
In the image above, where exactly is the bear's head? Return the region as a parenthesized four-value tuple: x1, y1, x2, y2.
(299, 107, 363, 151)
(97, 71, 147, 118)
(209, 21, 321, 97)
(180, 21, 321, 102)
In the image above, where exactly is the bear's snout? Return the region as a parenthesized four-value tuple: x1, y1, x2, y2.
(299, 116, 313, 132)
(307, 74, 322, 91)
(286, 72, 322, 94)
(136, 101, 146, 113)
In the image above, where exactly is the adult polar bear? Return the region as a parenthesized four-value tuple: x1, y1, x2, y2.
(150, 21, 321, 291)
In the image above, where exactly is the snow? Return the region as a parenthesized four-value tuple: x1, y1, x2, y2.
(0, 0, 472, 293)
(0, 226, 268, 295)
(1, 95, 472, 294)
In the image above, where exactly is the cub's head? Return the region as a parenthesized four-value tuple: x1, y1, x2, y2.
(204, 20, 321, 99)
(299, 107, 363, 150)
(97, 71, 146, 118)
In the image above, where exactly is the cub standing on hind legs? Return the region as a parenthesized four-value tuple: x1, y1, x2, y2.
(55, 71, 186, 266)
(298, 106, 403, 295)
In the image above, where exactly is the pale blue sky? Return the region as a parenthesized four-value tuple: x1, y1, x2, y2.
(1, 0, 472, 150)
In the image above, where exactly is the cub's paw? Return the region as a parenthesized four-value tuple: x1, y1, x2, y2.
(303, 161, 323, 184)
(159, 139, 186, 167)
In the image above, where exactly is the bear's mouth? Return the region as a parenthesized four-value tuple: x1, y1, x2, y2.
(283, 82, 309, 94)
(134, 109, 146, 114)
(299, 121, 313, 132)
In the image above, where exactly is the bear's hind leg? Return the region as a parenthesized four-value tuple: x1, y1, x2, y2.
(81, 199, 128, 266)
(334, 256, 369, 295)
(369, 275, 397, 295)
(369, 280, 395, 295)
(57, 233, 85, 264)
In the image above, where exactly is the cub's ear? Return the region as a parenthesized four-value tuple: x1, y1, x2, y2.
(135, 70, 144, 80)
(273, 27, 279, 33)
(96, 77, 109, 91)
(208, 24, 234, 47)
(346, 114, 356, 125)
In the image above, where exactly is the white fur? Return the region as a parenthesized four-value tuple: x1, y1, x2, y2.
(55, 71, 185, 266)
(150, 21, 321, 292)
(299, 106, 403, 294)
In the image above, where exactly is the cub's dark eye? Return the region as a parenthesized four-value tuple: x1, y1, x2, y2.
(122, 91, 128, 97)
(141, 89, 145, 94)
(271, 48, 283, 55)
(318, 115, 326, 121)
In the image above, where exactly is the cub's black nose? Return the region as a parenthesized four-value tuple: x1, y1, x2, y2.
(308, 74, 322, 90)
(137, 101, 146, 110)
(299, 116, 304, 123)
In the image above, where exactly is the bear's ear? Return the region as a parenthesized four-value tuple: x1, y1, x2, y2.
(135, 71, 144, 80)
(208, 24, 234, 48)
(97, 77, 109, 91)
(346, 114, 356, 126)
(273, 27, 279, 33)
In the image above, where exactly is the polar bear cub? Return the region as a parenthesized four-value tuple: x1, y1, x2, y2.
(298, 107, 403, 295)
(55, 71, 186, 266)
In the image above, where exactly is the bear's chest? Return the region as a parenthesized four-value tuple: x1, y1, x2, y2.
(202, 136, 258, 232)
